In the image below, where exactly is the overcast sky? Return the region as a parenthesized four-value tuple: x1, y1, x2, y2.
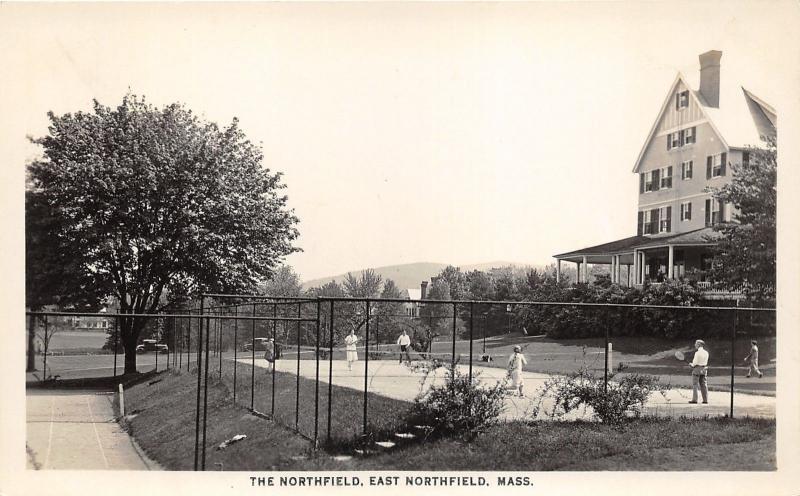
(2, 2, 798, 281)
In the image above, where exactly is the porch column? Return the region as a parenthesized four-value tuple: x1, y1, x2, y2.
(615, 255, 621, 284)
(626, 264, 631, 286)
(576, 262, 581, 283)
(556, 259, 561, 283)
(582, 256, 588, 283)
(640, 252, 646, 284)
(667, 245, 674, 280)
(633, 250, 639, 285)
(610, 256, 615, 283)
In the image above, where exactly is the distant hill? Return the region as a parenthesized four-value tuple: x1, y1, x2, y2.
(301, 261, 545, 290)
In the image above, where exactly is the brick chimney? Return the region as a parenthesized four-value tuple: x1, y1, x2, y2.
(699, 50, 722, 108)
(420, 281, 428, 300)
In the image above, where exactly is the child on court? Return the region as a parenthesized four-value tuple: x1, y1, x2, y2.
(507, 345, 528, 397)
(744, 340, 763, 378)
(344, 330, 359, 371)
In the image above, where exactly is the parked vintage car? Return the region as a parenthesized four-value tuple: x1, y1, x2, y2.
(136, 339, 169, 354)
(243, 338, 270, 352)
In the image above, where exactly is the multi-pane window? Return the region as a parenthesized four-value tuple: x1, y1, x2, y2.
(659, 206, 672, 233)
(705, 198, 724, 226)
(710, 153, 725, 177)
(643, 171, 655, 192)
(681, 160, 693, 180)
(684, 126, 696, 144)
(659, 166, 673, 189)
(680, 201, 692, 221)
(669, 131, 681, 149)
(667, 126, 696, 150)
(675, 90, 689, 110)
(643, 210, 654, 234)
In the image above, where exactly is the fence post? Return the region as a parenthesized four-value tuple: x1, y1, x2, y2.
(363, 299, 370, 435)
(327, 300, 334, 443)
(604, 318, 609, 394)
(251, 303, 256, 410)
(155, 335, 158, 372)
(314, 299, 321, 448)
(271, 303, 276, 417)
(179, 317, 183, 371)
(452, 303, 457, 367)
(730, 302, 737, 418)
(193, 297, 205, 471)
(187, 314, 192, 372)
(233, 306, 238, 405)
(202, 299, 212, 471)
(468, 302, 474, 383)
(113, 317, 119, 379)
(295, 302, 301, 432)
(43, 316, 49, 379)
(218, 312, 222, 379)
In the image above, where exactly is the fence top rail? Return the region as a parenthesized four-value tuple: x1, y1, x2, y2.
(299, 296, 775, 312)
(203, 300, 313, 312)
(200, 293, 315, 302)
(25, 311, 319, 322)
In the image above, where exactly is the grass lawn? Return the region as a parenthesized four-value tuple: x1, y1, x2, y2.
(122, 366, 775, 471)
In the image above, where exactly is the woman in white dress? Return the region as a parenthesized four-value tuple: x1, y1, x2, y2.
(507, 345, 528, 397)
(344, 329, 359, 371)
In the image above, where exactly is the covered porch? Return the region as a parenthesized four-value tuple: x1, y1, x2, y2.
(554, 228, 720, 286)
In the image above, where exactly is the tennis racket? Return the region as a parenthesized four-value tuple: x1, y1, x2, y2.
(674, 350, 691, 365)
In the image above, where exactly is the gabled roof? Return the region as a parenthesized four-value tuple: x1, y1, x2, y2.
(632, 72, 776, 173)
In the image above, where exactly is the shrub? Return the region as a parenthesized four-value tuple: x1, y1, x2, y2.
(530, 367, 669, 425)
(408, 364, 507, 440)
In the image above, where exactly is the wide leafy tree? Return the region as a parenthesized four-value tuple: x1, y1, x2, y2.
(708, 137, 776, 302)
(26, 95, 299, 373)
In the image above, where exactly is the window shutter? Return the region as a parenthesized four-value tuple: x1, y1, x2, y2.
(691, 126, 696, 143)
(666, 206, 672, 232)
(706, 156, 712, 179)
(687, 202, 692, 220)
(637, 211, 644, 236)
(721, 152, 727, 176)
(679, 130, 685, 147)
(667, 166, 673, 188)
(651, 208, 659, 234)
(705, 199, 711, 226)
(720, 202, 726, 223)
(667, 134, 672, 151)
(640, 173, 645, 194)
(652, 169, 660, 191)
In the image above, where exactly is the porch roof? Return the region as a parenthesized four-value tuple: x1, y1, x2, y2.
(553, 235, 648, 259)
(636, 227, 721, 248)
(553, 228, 721, 261)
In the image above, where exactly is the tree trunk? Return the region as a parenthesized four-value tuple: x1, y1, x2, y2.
(120, 316, 148, 374)
(26, 314, 36, 372)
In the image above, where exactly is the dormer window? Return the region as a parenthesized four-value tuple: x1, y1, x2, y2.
(675, 90, 689, 110)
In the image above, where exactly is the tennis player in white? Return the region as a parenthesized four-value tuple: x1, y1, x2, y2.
(688, 339, 709, 404)
(396, 330, 411, 364)
(344, 330, 359, 371)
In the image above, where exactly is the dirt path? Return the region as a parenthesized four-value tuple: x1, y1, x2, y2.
(26, 390, 159, 470)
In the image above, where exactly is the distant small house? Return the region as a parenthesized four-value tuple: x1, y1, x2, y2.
(403, 288, 422, 318)
(554, 50, 775, 295)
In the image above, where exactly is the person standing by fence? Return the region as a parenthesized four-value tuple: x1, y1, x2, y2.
(396, 330, 411, 364)
(263, 338, 276, 372)
(344, 330, 359, 371)
(688, 339, 709, 404)
(744, 340, 763, 378)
